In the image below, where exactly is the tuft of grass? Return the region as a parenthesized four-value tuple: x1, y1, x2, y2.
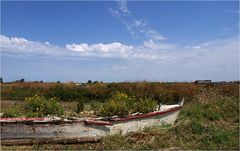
(76, 99, 84, 113)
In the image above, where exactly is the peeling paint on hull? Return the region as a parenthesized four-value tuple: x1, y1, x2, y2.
(1, 105, 182, 145)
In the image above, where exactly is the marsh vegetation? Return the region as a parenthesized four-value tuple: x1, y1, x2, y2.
(1, 81, 239, 150)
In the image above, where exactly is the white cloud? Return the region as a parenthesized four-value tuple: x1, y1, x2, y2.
(144, 30, 167, 41)
(108, 1, 166, 43)
(1, 34, 238, 69)
(133, 19, 147, 27)
(143, 40, 174, 50)
(0, 35, 67, 56)
(118, 0, 131, 16)
(1, 34, 239, 81)
(66, 43, 89, 53)
(66, 42, 133, 58)
(108, 0, 131, 17)
(193, 45, 201, 49)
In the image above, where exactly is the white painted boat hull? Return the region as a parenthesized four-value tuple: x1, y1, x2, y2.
(1, 105, 182, 145)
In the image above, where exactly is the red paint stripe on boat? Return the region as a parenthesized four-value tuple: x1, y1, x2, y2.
(84, 106, 181, 126)
(112, 106, 182, 122)
(0, 106, 182, 125)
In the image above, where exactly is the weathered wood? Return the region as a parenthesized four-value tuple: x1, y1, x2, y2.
(1, 137, 101, 146)
(0, 101, 184, 146)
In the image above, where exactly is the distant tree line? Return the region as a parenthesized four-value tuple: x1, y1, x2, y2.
(0, 77, 104, 85)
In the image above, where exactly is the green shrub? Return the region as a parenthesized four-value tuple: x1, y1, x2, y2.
(95, 92, 157, 117)
(132, 97, 157, 114)
(3, 95, 64, 117)
(43, 97, 64, 116)
(98, 93, 130, 117)
(23, 95, 64, 117)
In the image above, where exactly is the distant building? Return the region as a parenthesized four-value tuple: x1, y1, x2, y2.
(194, 80, 211, 84)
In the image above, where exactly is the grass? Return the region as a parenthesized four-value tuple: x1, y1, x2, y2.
(1, 87, 239, 150)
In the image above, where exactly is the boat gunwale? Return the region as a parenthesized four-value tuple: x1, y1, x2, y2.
(112, 106, 181, 122)
(85, 106, 182, 125)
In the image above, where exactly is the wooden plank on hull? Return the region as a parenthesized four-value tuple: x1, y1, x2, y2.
(1, 137, 101, 146)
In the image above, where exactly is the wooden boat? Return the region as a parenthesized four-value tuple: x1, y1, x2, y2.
(1, 100, 184, 145)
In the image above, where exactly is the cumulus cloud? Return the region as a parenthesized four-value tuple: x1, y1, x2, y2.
(0, 34, 177, 61)
(0, 35, 67, 56)
(1, 33, 239, 81)
(66, 42, 133, 58)
(1, 34, 238, 69)
(1, 35, 134, 59)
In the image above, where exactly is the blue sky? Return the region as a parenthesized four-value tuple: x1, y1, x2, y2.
(1, 1, 239, 82)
